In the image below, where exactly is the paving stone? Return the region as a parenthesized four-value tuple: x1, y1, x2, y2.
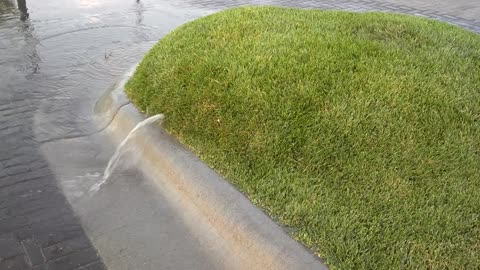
(30, 264, 49, 270)
(0, 236, 23, 260)
(21, 239, 45, 266)
(81, 260, 107, 270)
(45, 248, 100, 270)
(0, 102, 103, 268)
(43, 236, 91, 261)
(0, 255, 29, 270)
(0, 216, 30, 235)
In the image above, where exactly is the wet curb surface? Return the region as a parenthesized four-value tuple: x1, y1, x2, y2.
(95, 68, 329, 270)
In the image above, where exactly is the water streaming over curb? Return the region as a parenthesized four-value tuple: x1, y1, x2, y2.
(89, 114, 164, 194)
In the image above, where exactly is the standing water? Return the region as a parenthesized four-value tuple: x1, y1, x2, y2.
(89, 114, 164, 194)
(0, 1, 207, 268)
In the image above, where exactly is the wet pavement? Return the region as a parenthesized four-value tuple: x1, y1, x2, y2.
(0, 0, 479, 269)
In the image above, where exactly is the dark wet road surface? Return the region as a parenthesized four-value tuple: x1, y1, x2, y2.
(0, 0, 478, 269)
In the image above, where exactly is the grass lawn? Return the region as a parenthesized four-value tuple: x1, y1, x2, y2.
(126, 7, 480, 269)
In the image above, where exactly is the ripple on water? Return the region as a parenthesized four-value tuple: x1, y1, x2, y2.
(1, 0, 204, 142)
(63, 172, 103, 203)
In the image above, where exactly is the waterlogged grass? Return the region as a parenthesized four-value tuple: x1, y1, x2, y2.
(126, 7, 480, 269)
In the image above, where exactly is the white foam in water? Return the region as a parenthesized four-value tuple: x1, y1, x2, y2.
(89, 114, 164, 194)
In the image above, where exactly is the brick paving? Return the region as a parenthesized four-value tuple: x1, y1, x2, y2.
(0, 0, 478, 269)
(0, 99, 106, 269)
(174, 0, 480, 33)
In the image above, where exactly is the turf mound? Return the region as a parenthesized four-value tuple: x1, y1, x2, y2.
(126, 7, 480, 269)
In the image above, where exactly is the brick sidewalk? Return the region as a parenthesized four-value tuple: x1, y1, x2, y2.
(178, 0, 480, 33)
(0, 99, 105, 269)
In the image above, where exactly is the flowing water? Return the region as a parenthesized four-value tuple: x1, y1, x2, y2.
(0, 0, 211, 144)
(90, 114, 164, 194)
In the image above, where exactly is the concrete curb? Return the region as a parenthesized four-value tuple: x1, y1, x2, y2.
(95, 67, 329, 270)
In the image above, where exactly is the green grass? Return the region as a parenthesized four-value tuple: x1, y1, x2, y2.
(126, 7, 480, 269)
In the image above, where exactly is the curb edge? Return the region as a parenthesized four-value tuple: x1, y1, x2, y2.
(95, 67, 329, 270)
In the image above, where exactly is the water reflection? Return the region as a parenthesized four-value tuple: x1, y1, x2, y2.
(0, 0, 27, 20)
(15, 0, 40, 79)
(0, 0, 14, 16)
(134, 0, 143, 26)
(0, 0, 39, 81)
(21, 22, 40, 79)
(17, 0, 28, 20)
(78, 0, 102, 8)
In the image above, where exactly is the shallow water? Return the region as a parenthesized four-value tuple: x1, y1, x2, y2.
(0, 0, 209, 143)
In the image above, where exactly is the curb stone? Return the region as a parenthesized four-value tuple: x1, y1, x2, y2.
(95, 66, 329, 270)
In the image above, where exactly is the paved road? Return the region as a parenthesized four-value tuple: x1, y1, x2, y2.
(0, 0, 478, 269)
(178, 0, 480, 32)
